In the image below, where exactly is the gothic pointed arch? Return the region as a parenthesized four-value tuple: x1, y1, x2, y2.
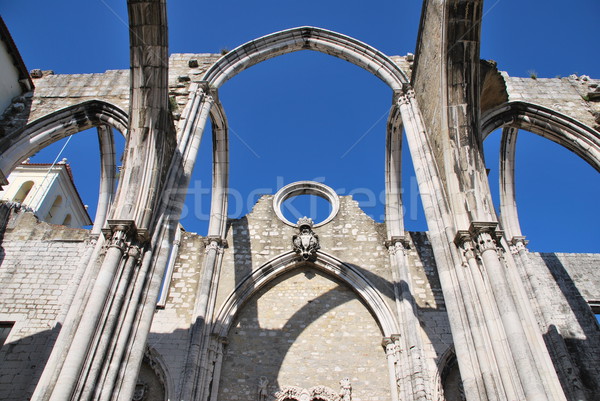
(482, 101, 600, 239)
(202, 26, 409, 90)
(482, 101, 600, 171)
(0, 100, 126, 234)
(213, 250, 400, 339)
(0, 100, 127, 174)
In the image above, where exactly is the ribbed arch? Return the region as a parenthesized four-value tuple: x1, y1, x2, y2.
(482, 101, 600, 239)
(197, 27, 418, 240)
(203, 26, 409, 90)
(213, 250, 400, 338)
(0, 100, 127, 233)
(0, 100, 127, 174)
(482, 101, 600, 171)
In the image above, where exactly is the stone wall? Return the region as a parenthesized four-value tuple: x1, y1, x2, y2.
(0, 53, 222, 138)
(504, 74, 600, 130)
(147, 229, 207, 398)
(218, 267, 390, 401)
(525, 252, 600, 398)
(0, 209, 91, 401)
(0, 200, 598, 401)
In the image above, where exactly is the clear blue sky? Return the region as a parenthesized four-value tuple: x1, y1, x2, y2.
(1, 0, 598, 252)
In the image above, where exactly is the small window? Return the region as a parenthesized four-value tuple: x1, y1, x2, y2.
(62, 214, 72, 227)
(0, 322, 14, 348)
(46, 195, 63, 221)
(13, 181, 34, 204)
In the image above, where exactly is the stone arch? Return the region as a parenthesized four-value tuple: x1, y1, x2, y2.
(213, 250, 399, 338)
(202, 26, 409, 90)
(189, 26, 423, 240)
(481, 101, 600, 239)
(141, 346, 173, 401)
(0, 100, 127, 234)
(211, 251, 397, 401)
(0, 100, 127, 174)
(431, 347, 464, 401)
(482, 101, 600, 171)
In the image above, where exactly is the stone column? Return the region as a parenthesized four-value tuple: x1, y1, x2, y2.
(454, 232, 521, 401)
(80, 244, 142, 400)
(397, 90, 488, 400)
(48, 221, 138, 401)
(180, 237, 227, 401)
(508, 237, 583, 401)
(470, 223, 550, 401)
(386, 237, 429, 401)
(382, 337, 400, 401)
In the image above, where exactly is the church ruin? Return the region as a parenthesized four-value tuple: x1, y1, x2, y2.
(0, 1, 599, 401)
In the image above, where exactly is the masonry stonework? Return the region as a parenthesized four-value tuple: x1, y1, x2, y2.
(0, 3, 599, 401)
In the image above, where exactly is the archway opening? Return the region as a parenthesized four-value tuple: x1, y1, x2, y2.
(217, 265, 390, 401)
(484, 128, 600, 252)
(12, 180, 34, 204)
(220, 51, 391, 227)
(27, 126, 126, 228)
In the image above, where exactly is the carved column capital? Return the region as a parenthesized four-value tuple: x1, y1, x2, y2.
(468, 222, 503, 254)
(385, 237, 409, 256)
(102, 219, 145, 250)
(203, 236, 227, 254)
(127, 244, 142, 260)
(105, 228, 131, 251)
(382, 337, 396, 355)
(453, 230, 477, 260)
(508, 236, 528, 254)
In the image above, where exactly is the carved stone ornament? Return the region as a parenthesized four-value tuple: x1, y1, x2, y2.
(258, 376, 269, 401)
(339, 378, 352, 401)
(292, 217, 320, 261)
(275, 385, 340, 401)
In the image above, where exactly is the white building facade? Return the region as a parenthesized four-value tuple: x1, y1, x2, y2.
(0, 160, 92, 227)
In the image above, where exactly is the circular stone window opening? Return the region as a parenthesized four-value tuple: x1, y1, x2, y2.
(273, 181, 340, 227)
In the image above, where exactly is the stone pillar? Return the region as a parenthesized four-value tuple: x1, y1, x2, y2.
(508, 237, 585, 401)
(382, 337, 400, 401)
(386, 237, 429, 401)
(47, 221, 139, 401)
(454, 232, 521, 401)
(180, 237, 227, 401)
(466, 222, 567, 401)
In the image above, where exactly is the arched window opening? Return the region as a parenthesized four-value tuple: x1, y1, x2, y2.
(13, 181, 34, 204)
(441, 353, 464, 401)
(180, 121, 213, 236)
(484, 128, 600, 252)
(62, 214, 72, 227)
(46, 195, 63, 222)
(29, 126, 126, 230)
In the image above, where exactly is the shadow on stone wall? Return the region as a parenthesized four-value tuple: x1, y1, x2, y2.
(539, 253, 600, 398)
(231, 216, 258, 324)
(0, 324, 61, 401)
(217, 265, 388, 400)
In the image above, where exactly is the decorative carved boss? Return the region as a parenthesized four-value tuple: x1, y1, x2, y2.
(292, 217, 320, 261)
